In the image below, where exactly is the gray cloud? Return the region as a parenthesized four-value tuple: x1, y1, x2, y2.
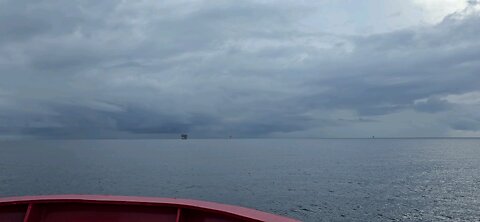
(449, 118, 480, 131)
(0, 0, 480, 138)
(413, 98, 452, 113)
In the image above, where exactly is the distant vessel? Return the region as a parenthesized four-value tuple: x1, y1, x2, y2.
(181, 134, 188, 140)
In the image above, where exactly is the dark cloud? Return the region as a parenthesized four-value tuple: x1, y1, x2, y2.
(0, 0, 479, 138)
(449, 119, 480, 131)
(414, 98, 452, 113)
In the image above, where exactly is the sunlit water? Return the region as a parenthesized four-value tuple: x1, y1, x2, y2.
(0, 139, 479, 221)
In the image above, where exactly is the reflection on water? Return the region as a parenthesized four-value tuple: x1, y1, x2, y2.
(1, 139, 479, 221)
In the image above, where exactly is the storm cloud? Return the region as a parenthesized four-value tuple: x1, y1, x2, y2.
(1, 0, 480, 138)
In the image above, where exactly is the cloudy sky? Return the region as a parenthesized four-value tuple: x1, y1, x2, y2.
(1, 0, 480, 139)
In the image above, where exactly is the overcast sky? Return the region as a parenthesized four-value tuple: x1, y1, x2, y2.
(1, 0, 480, 139)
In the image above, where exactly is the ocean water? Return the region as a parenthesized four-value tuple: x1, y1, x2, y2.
(0, 139, 479, 221)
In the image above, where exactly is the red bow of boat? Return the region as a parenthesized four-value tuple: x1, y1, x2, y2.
(0, 195, 299, 222)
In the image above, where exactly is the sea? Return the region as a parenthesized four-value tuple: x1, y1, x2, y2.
(0, 139, 479, 221)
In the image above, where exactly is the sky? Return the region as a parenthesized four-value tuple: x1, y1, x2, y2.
(0, 0, 480, 139)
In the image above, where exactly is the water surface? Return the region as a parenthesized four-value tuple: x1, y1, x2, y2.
(1, 139, 479, 221)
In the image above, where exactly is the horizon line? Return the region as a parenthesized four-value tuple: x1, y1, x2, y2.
(1, 136, 480, 140)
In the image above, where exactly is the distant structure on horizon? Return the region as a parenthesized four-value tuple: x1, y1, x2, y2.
(181, 134, 188, 140)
